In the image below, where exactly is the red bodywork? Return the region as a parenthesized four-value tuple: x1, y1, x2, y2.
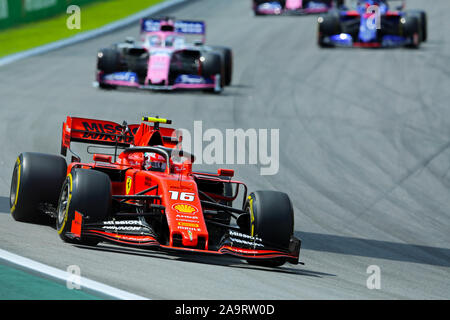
(60, 116, 300, 265)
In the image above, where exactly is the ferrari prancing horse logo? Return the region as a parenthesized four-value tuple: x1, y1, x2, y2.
(126, 177, 132, 194)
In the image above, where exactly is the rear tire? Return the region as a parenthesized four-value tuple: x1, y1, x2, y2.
(10, 153, 67, 224)
(244, 191, 294, 267)
(128, 57, 148, 81)
(56, 169, 111, 245)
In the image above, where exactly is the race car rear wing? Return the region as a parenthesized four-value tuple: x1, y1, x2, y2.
(140, 18, 206, 43)
(140, 18, 206, 34)
(60, 116, 179, 157)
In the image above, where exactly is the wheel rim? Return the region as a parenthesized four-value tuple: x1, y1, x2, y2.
(10, 162, 19, 209)
(57, 180, 70, 225)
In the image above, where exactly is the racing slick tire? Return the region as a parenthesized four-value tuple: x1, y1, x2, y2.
(200, 52, 223, 93)
(244, 191, 294, 267)
(56, 169, 111, 245)
(318, 13, 341, 48)
(210, 46, 233, 86)
(97, 48, 120, 89)
(407, 10, 427, 42)
(128, 58, 148, 81)
(10, 153, 67, 224)
(97, 48, 120, 74)
(402, 14, 422, 49)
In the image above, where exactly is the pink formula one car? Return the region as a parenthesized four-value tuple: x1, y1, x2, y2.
(95, 17, 232, 94)
(253, 0, 343, 15)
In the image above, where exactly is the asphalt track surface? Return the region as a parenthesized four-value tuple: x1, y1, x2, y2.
(0, 0, 449, 299)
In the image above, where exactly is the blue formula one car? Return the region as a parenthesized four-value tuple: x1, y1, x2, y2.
(317, 0, 427, 48)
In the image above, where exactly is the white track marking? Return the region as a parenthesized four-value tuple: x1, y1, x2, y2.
(0, 248, 148, 300)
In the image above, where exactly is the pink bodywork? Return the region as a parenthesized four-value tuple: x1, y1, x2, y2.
(285, 0, 302, 10)
(99, 27, 217, 90)
(145, 50, 171, 85)
(255, 0, 331, 15)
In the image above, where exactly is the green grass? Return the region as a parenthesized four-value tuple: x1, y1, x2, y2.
(0, 0, 165, 58)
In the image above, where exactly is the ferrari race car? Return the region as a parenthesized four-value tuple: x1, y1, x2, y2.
(95, 17, 233, 93)
(253, 0, 343, 16)
(317, 0, 427, 48)
(10, 116, 300, 267)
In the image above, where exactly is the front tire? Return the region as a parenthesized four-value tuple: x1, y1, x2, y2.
(200, 52, 223, 92)
(210, 46, 233, 86)
(318, 13, 341, 48)
(56, 169, 111, 245)
(97, 48, 121, 89)
(403, 14, 422, 48)
(407, 10, 427, 42)
(244, 190, 294, 267)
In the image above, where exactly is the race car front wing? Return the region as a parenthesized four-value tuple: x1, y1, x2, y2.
(67, 214, 301, 265)
(94, 72, 222, 93)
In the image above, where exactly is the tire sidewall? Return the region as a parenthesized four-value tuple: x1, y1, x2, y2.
(246, 190, 294, 249)
(56, 169, 111, 244)
(10, 153, 67, 223)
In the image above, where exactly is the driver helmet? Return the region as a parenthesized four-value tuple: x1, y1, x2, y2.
(143, 152, 166, 172)
(148, 35, 162, 47)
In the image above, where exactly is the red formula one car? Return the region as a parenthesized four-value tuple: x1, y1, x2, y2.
(10, 117, 300, 267)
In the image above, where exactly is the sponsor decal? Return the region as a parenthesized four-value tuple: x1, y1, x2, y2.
(229, 230, 262, 242)
(80, 121, 137, 143)
(229, 237, 264, 248)
(178, 226, 201, 232)
(177, 222, 199, 228)
(103, 226, 142, 231)
(103, 220, 143, 225)
(176, 214, 199, 220)
(126, 176, 132, 195)
(175, 75, 212, 85)
(104, 72, 137, 83)
(142, 19, 162, 32)
(174, 21, 205, 34)
(229, 230, 264, 248)
(141, 19, 205, 35)
(172, 203, 198, 214)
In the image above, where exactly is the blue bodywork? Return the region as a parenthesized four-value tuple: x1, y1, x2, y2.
(324, 0, 411, 47)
